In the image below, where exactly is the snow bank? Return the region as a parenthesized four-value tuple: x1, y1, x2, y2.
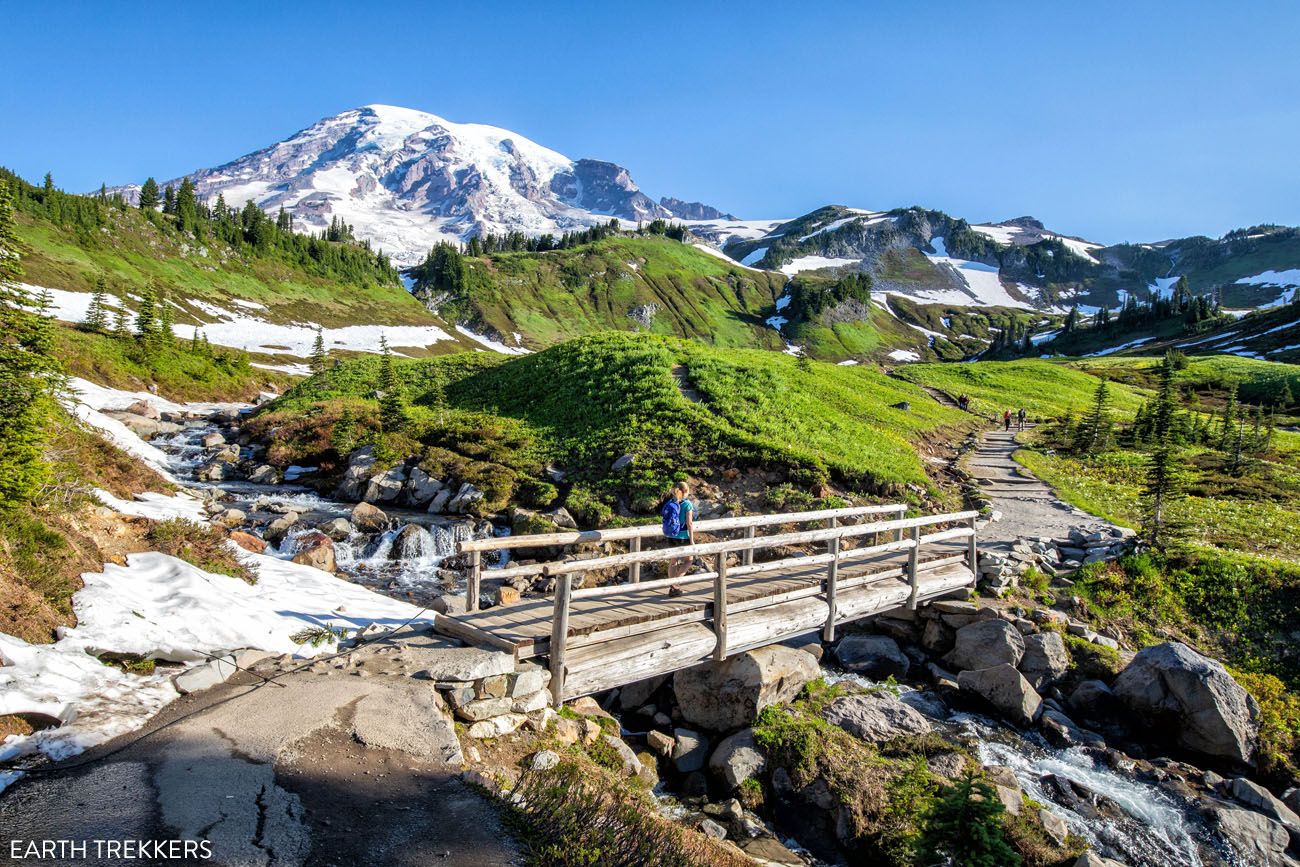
(740, 246, 768, 267)
(887, 349, 922, 363)
(93, 488, 207, 524)
(923, 238, 1032, 309)
(454, 324, 530, 355)
(779, 256, 860, 276)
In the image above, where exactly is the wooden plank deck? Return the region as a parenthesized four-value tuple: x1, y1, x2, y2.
(435, 541, 967, 661)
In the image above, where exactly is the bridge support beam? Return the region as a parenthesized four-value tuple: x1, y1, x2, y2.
(967, 515, 978, 578)
(822, 536, 840, 642)
(467, 551, 481, 612)
(629, 536, 641, 583)
(713, 553, 729, 661)
(907, 525, 921, 610)
(549, 573, 572, 706)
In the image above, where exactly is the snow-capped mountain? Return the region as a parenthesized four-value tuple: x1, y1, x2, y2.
(110, 105, 724, 266)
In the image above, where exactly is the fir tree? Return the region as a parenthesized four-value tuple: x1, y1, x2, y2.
(112, 304, 130, 338)
(309, 327, 327, 374)
(1143, 353, 1182, 547)
(1218, 384, 1238, 449)
(920, 773, 1020, 867)
(162, 184, 176, 215)
(134, 283, 158, 340)
(0, 185, 64, 509)
(85, 274, 109, 331)
(138, 177, 161, 210)
(1062, 304, 1080, 334)
(377, 336, 406, 432)
(175, 178, 199, 233)
(1076, 379, 1112, 453)
(156, 287, 174, 347)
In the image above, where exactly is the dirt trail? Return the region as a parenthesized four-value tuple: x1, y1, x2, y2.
(966, 426, 1116, 550)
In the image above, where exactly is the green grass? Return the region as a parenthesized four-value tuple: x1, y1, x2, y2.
(894, 359, 1147, 418)
(56, 323, 291, 401)
(16, 208, 437, 328)
(254, 332, 972, 519)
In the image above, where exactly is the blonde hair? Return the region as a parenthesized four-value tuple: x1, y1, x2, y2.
(673, 481, 690, 495)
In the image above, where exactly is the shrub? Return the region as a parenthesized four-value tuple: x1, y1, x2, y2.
(920, 772, 1021, 867)
(145, 520, 256, 584)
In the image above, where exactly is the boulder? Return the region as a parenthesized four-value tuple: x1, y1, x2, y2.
(1039, 809, 1068, 847)
(1073, 853, 1127, 867)
(246, 464, 280, 485)
(263, 512, 301, 546)
(944, 619, 1025, 672)
(601, 734, 643, 778)
(172, 655, 236, 694)
(364, 466, 407, 503)
(672, 728, 710, 773)
(834, 634, 909, 679)
(611, 453, 635, 472)
(290, 530, 336, 573)
(125, 399, 161, 419)
(467, 713, 527, 739)
(1068, 679, 1122, 726)
(200, 431, 226, 448)
(708, 728, 766, 790)
(619, 675, 668, 711)
(1019, 632, 1069, 690)
(427, 489, 452, 514)
(1113, 642, 1259, 763)
(228, 530, 267, 554)
(673, 645, 819, 731)
(403, 467, 445, 506)
(1209, 802, 1295, 867)
(351, 502, 389, 533)
(334, 446, 379, 500)
(447, 482, 485, 514)
(545, 506, 578, 529)
(823, 693, 932, 742)
(390, 524, 432, 561)
(1227, 778, 1300, 830)
(647, 730, 675, 757)
(319, 518, 354, 541)
(213, 508, 246, 528)
(957, 664, 1042, 726)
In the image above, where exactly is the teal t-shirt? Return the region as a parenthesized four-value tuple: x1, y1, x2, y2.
(677, 499, 695, 538)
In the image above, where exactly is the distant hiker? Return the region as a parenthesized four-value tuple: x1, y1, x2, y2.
(1003, 410, 1012, 431)
(1017, 408, 1027, 430)
(957, 394, 969, 411)
(661, 481, 696, 582)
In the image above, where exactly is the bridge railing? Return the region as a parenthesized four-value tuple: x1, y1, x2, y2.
(455, 503, 909, 612)
(526, 508, 979, 705)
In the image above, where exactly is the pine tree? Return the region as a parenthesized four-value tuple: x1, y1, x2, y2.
(138, 177, 160, 210)
(377, 336, 406, 432)
(112, 304, 130, 338)
(1143, 353, 1183, 547)
(162, 184, 176, 215)
(1218, 384, 1238, 450)
(85, 274, 109, 331)
(134, 283, 158, 340)
(0, 185, 64, 509)
(1063, 304, 1080, 334)
(176, 178, 198, 233)
(156, 287, 174, 347)
(1076, 379, 1112, 453)
(309, 327, 327, 374)
(920, 773, 1020, 867)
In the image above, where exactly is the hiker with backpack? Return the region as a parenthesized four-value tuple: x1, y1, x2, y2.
(1017, 407, 1027, 430)
(661, 480, 696, 580)
(1003, 409, 1012, 431)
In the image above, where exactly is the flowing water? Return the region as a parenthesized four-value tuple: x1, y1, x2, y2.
(152, 413, 485, 605)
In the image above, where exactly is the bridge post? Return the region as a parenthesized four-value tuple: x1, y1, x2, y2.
(823, 536, 840, 641)
(742, 526, 755, 566)
(629, 536, 641, 583)
(907, 525, 921, 610)
(967, 514, 978, 580)
(713, 553, 728, 661)
(549, 573, 572, 706)
(894, 506, 906, 543)
(467, 550, 481, 612)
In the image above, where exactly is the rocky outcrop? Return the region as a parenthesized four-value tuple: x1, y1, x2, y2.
(834, 634, 909, 679)
(708, 728, 766, 790)
(944, 619, 1025, 672)
(957, 664, 1042, 726)
(1113, 642, 1259, 764)
(673, 646, 819, 732)
(823, 693, 932, 742)
(290, 530, 336, 573)
(1209, 801, 1297, 867)
(1019, 631, 1069, 690)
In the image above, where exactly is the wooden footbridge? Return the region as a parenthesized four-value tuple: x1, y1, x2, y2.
(434, 504, 979, 704)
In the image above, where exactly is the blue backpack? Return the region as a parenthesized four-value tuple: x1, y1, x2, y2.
(661, 499, 682, 538)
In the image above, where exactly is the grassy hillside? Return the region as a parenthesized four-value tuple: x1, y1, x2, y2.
(443, 235, 790, 349)
(6, 169, 440, 328)
(253, 333, 973, 521)
(894, 359, 1147, 417)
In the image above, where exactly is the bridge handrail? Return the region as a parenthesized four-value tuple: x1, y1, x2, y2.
(541, 511, 979, 576)
(456, 503, 907, 553)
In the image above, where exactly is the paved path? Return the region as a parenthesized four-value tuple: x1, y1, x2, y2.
(966, 427, 1115, 551)
(1, 634, 521, 867)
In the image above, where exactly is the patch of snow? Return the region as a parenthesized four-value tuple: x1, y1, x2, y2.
(887, 349, 922, 363)
(1084, 337, 1157, 357)
(971, 225, 1020, 245)
(774, 293, 791, 311)
(689, 242, 766, 273)
(1030, 329, 1062, 346)
(1048, 235, 1103, 264)
(454, 324, 530, 355)
(740, 246, 768, 267)
(1269, 342, 1300, 355)
(837, 359, 860, 366)
(93, 488, 208, 524)
(921, 238, 1033, 309)
(1236, 270, 1300, 308)
(766, 315, 788, 331)
(229, 298, 267, 310)
(798, 214, 878, 242)
(252, 361, 314, 377)
(779, 256, 860, 276)
(1148, 276, 1179, 299)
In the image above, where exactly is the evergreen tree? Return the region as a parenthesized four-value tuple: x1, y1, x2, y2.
(175, 178, 199, 233)
(134, 283, 158, 341)
(162, 184, 176, 215)
(1076, 379, 1113, 453)
(85, 274, 109, 331)
(156, 287, 174, 347)
(112, 304, 130, 337)
(0, 185, 64, 509)
(1218, 384, 1238, 450)
(138, 177, 161, 211)
(309, 327, 327, 374)
(376, 336, 406, 432)
(1063, 304, 1080, 334)
(920, 773, 1020, 867)
(1143, 353, 1183, 547)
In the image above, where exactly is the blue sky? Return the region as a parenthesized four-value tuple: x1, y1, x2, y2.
(3, 1, 1298, 244)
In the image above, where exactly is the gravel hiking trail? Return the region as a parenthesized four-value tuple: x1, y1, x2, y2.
(966, 426, 1117, 550)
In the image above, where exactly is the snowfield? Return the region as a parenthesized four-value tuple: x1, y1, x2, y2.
(39, 284, 455, 356)
(1236, 270, 1300, 308)
(454, 324, 530, 355)
(779, 255, 861, 276)
(921, 238, 1032, 309)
